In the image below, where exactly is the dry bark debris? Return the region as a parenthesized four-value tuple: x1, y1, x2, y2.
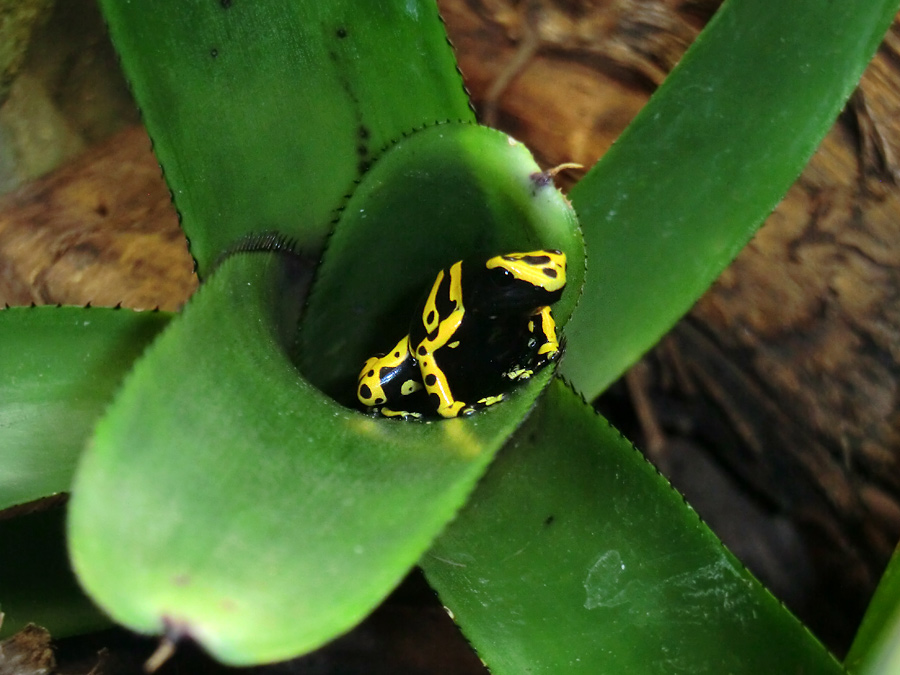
(439, 0, 900, 652)
(0, 125, 196, 311)
(0, 624, 55, 675)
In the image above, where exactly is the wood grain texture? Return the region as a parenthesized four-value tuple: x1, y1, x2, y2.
(0, 125, 196, 311)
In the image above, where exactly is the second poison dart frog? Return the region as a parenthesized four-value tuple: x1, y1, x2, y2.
(357, 250, 567, 419)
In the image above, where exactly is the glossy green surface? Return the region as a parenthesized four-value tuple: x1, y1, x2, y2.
(298, 122, 584, 402)
(561, 0, 900, 398)
(67, 251, 552, 665)
(52, 0, 899, 668)
(424, 379, 843, 674)
(846, 545, 900, 675)
(98, 0, 473, 274)
(0, 306, 169, 510)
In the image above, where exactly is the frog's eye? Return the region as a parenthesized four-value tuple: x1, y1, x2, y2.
(489, 267, 516, 287)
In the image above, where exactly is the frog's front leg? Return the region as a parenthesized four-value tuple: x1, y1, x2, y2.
(414, 309, 467, 418)
(530, 305, 560, 366)
(504, 306, 561, 383)
(409, 260, 471, 418)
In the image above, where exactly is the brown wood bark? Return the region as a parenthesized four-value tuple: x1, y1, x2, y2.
(438, 0, 900, 651)
(0, 125, 195, 311)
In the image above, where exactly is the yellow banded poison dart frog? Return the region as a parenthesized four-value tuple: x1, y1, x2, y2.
(357, 250, 567, 419)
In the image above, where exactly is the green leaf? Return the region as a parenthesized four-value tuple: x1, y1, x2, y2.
(0, 306, 169, 511)
(67, 250, 553, 665)
(297, 122, 584, 401)
(71, 6, 585, 665)
(98, 0, 473, 274)
(0, 505, 107, 639)
(845, 545, 900, 675)
(560, 0, 900, 398)
(423, 379, 843, 674)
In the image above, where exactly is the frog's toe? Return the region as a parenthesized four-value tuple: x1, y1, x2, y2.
(505, 367, 534, 381)
(379, 407, 424, 421)
(477, 393, 506, 407)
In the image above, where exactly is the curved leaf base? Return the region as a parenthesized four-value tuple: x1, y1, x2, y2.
(67, 251, 552, 665)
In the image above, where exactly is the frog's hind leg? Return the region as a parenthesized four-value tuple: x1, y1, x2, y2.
(358, 335, 430, 417)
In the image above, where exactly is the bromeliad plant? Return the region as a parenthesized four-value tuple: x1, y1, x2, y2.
(2, 0, 899, 672)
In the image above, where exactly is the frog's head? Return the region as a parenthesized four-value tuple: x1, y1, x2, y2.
(468, 250, 566, 314)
